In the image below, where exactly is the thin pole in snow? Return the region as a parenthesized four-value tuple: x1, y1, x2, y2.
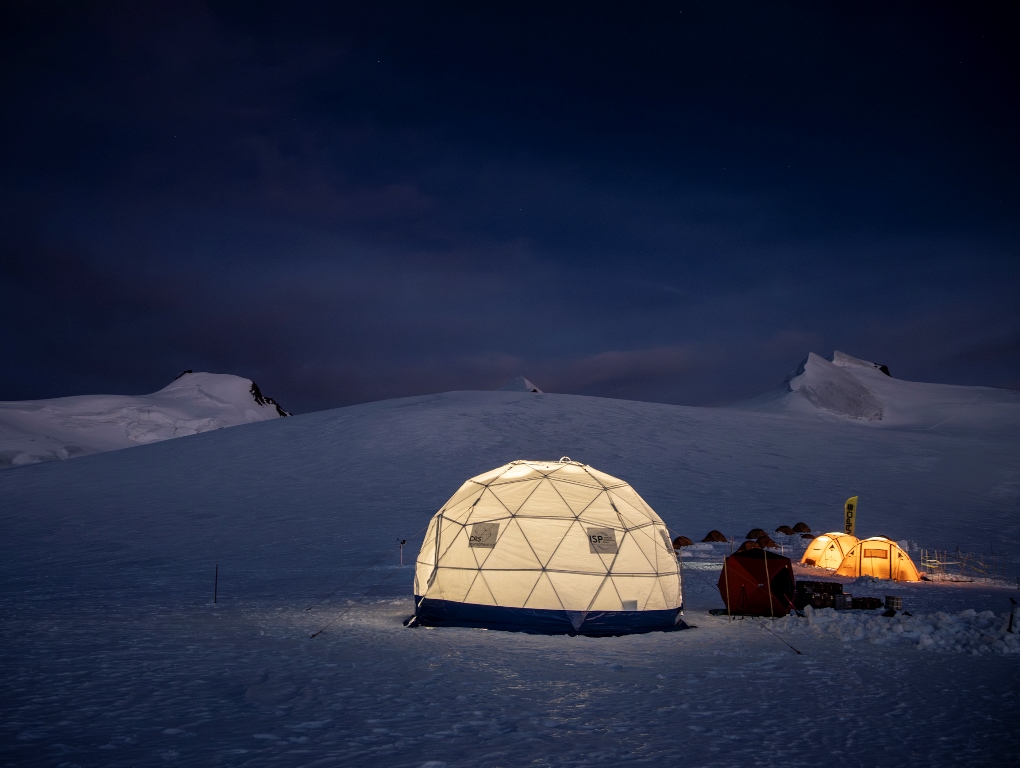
(764, 546, 774, 619)
(676, 541, 684, 616)
(310, 567, 401, 638)
(399, 539, 407, 567)
(723, 551, 732, 623)
(752, 616, 802, 655)
(214, 563, 219, 604)
(304, 518, 431, 613)
(1009, 598, 1017, 634)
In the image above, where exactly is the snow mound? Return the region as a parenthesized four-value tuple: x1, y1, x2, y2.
(775, 606, 1020, 655)
(496, 375, 543, 393)
(736, 350, 1020, 430)
(0, 372, 289, 468)
(788, 352, 885, 420)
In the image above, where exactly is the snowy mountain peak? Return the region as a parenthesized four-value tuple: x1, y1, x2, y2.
(831, 350, 891, 376)
(788, 353, 884, 420)
(497, 376, 543, 393)
(0, 372, 289, 468)
(742, 350, 1020, 428)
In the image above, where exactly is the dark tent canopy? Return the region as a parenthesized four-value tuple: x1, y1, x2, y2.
(775, 525, 794, 535)
(717, 548, 795, 617)
(702, 530, 728, 543)
(746, 528, 767, 539)
(756, 535, 779, 549)
(672, 536, 694, 548)
(792, 522, 812, 533)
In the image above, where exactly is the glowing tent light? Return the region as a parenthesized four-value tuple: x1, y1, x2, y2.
(410, 459, 685, 635)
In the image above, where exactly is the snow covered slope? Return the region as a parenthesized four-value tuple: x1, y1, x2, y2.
(738, 350, 1020, 431)
(1, 360, 1018, 766)
(0, 371, 289, 468)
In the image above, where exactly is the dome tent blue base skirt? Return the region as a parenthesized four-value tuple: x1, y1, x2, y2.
(410, 596, 689, 636)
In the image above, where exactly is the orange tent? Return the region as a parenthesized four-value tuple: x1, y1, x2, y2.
(834, 537, 920, 582)
(801, 532, 859, 569)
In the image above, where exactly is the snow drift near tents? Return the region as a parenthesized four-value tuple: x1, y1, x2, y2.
(776, 606, 1019, 655)
(0, 372, 289, 468)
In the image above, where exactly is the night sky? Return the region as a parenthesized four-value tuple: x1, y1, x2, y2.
(2, 2, 1018, 414)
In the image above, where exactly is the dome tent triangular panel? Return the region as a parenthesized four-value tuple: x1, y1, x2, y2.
(486, 479, 543, 514)
(606, 531, 657, 575)
(438, 489, 485, 524)
(412, 459, 686, 635)
(478, 517, 543, 571)
(523, 572, 563, 610)
(608, 490, 655, 531)
(575, 493, 624, 529)
(550, 479, 605, 517)
(513, 479, 576, 519)
(516, 516, 576, 568)
(463, 572, 497, 606)
(543, 520, 611, 575)
(483, 569, 544, 607)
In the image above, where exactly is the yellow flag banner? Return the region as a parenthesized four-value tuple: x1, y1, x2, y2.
(844, 496, 858, 536)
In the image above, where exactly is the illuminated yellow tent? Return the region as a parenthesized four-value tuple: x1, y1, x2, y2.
(834, 536, 921, 581)
(801, 532, 859, 569)
(411, 458, 684, 635)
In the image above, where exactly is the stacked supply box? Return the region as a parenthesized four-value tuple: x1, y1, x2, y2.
(852, 597, 884, 609)
(795, 580, 854, 610)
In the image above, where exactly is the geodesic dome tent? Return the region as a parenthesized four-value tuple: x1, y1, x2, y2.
(834, 536, 921, 582)
(411, 459, 685, 635)
(801, 531, 859, 569)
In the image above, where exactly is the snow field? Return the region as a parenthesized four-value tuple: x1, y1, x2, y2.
(2, 370, 1019, 766)
(3, 579, 1017, 768)
(0, 372, 287, 468)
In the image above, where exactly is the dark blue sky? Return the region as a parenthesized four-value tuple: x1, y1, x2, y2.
(2, 2, 1018, 413)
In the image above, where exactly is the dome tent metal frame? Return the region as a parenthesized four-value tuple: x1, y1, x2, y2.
(410, 458, 686, 636)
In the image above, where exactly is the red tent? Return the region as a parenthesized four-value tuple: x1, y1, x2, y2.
(717, 548, 795, 617)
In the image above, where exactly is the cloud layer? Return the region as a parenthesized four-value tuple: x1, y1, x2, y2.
(1, 3, 1017, 411)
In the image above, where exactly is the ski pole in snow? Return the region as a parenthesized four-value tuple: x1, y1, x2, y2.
(214, 562, 218, 604)
(399, 539, 407, 566)
(1009, 598, 1017, 634)
(310, 567, 401, 638)
(752, 616, 802, 655)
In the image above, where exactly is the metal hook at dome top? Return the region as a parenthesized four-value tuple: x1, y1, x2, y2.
(559, 456, 572, 463)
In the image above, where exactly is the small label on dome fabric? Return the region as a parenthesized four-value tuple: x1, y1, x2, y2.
(468, 522, 499, 548)
(587, 527, 619, 554)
